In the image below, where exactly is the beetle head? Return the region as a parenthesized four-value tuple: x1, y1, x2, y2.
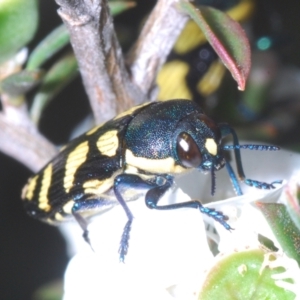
(173, 112, 226, 173)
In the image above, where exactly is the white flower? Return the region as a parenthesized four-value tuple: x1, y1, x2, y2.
(60, 148, 300, 299)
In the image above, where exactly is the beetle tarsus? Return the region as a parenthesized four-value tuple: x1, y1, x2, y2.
(244, 179, 282, 190)
(199, 206, 232, 230)
(119, 221, 132, 262)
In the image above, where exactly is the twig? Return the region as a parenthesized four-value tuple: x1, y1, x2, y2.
(0, 0, 189, 173)
(55, 0, 146, 124)
(0, 100, 57, 172)
(127, 0, 188, 100)
(0, 116, 57, 172)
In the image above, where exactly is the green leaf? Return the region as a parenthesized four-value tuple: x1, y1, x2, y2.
(256, 202, 300, 265)
(178, 1, 251, 91)
(109, 1, 136, 16)
(30, 53, 78, 124)
(26, 1, 135, 71)
(0, 69, 43, 98)
(199, 249, 296, 300)
(0, 0, 38, 64)
(26, 24, 70, 71)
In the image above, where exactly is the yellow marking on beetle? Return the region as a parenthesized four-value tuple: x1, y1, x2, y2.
(157, 61, 192, 101)
(38, 164, 53, 212)
(54, 213, 65, 221)
(124, 165, 139, 175)
(46, 218, 57, 225)
(83, 178, 114, 195)
(113, 102, 150, 121)
(125, 149, 187, 174)
(205, 138, 217, 156)
(97, 130, 119, 157)
(63, 200, 74, 214)
(64, 141, 89, 193)
(86, 123, 104, 136)
(125, 166, 156, 182)
(22, 175, 39, 200)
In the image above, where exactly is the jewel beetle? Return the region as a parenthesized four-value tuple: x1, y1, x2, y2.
(21, 99, 281, 261)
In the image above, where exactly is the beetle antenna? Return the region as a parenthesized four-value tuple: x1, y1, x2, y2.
(223, 145, 280, 151)
(219, 124, 282, 191)
(211, 168, 216, 196)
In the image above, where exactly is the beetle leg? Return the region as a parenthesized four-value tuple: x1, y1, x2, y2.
(115, 173, 232, 261)
(114, 174, 156, 262)
(145, 179, 232, 231)
(72, 197, 115, 249)
(72, 210, 93, 250)
(225, 160, 243, 196)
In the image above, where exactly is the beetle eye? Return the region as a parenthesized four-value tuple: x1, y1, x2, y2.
(176, 132, 202, 168)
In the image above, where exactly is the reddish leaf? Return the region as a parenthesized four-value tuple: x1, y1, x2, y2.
(284, 179, 300, 230)
(178, 1, 251, 90)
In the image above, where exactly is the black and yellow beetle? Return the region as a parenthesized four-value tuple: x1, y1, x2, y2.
(22, 99, 281, 261)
